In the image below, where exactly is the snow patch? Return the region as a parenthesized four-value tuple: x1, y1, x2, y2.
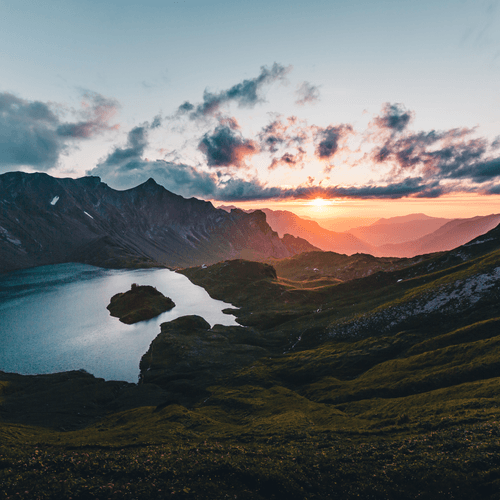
(84, 211, 94, 219)
(50, 196, 59, 206)
(0, 226, 21, 245)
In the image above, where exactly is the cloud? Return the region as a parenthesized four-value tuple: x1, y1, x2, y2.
(0, 92, 61, 169)
(268, 149, 305, 170)
(177, 63, 291, 119)
(373, 102, 413, 133)
(447, 156, 500, 183)
(198, 124, 258, 168)
(88, 123, 218, 198)
(295, 81, 320, 105)
(56, 92, 119, 138)
(88, 116, 458, 203)
(366, 103, 500, 187)
(487, 183, 500, 195)
(0, 91, 119, 172)
(150, 114, 162, 129)
(258, 115, 308, 153)
(101, 125, 148, 167)
(314, 124, 353, 159)
(206, 176, 445, 202)
(275, 177, 438, 200)
(370, 126, 500, 184)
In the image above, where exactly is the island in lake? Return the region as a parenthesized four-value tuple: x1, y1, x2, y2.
(107, 284, 175, 324)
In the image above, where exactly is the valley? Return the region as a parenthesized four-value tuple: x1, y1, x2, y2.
(1, 173, 500, 498)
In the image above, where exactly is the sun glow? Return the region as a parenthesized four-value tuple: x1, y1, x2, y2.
(308, 198, 331, 207)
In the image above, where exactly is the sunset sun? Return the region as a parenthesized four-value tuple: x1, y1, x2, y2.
(308, 198, 331, 207)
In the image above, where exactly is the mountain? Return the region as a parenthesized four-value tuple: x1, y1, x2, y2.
(375, 213, 500, 257)
(347, 213, 451, 246)
(254, 208, 376, 255)
(0, 172, 317, 273)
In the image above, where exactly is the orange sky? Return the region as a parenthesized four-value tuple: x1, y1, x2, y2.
(215, 193, 500, 231)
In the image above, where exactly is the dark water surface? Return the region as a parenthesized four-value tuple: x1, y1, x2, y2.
(0, 263, 237, 382)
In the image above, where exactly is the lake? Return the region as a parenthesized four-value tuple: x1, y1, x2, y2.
(0, 263, 238, 383)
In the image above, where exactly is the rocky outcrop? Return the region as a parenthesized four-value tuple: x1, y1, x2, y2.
(107, 284, 175, 324)
(139, 315, 270, 406)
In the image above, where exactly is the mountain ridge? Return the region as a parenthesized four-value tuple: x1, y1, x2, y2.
(0, 172, 317, 273)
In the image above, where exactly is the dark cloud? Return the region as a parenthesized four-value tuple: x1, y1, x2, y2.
(150, 114, 162, 129)
(208, 177, 443, 202)
(373, 102, 413, 133)
(256, 116, 310, 173)
(487, 184, 500, 195)
(177, 101, 195, 114)
(0, 91, 118, 171)
(295, 81, 320, 105)
(370, 124, 500, 184)
(268, 149, 305, 170)
(276, 177, 434, 200)
(177, 63, 291, 119)
(315, 124, 353, 159)
(102, 125, 148, 167)
(258, 118, 288, 153)
(198, 125, 258, 168)
(0, 92, 61, 169)
(448, 156, 500, 183)
(91, 116, 168, 175)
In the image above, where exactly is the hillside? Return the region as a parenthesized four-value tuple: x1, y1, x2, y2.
(1, 223, 500, 498)
(256, 208, 375, 255)
(347, 213, 451, 246)
(0, 172, 316, 273)
(254, 208, 500, 259)
(376, 213, 500, 257)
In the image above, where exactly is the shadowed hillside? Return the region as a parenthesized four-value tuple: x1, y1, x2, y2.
(0, 172, 316, 273)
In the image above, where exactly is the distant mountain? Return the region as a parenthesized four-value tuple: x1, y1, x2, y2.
(247, 208, 500, 258)
(347, 214, 451, 246)
(371, 213, 439, 225)
(254, 209, 376, 255)
(0, 172, 317, 273)
(375, 213, 500, 257)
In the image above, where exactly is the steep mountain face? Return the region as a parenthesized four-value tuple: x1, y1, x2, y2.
(375, 213, 500, 257)
(257, 208, 375, 255)
(0, 172, 316, 273)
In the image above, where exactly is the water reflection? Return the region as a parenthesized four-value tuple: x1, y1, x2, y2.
(0, 263, 237, 382)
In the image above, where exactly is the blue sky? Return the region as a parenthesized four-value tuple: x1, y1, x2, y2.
(1, 0, 500, 216)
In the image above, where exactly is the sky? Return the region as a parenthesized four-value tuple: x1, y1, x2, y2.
(1, 0, 500, 221)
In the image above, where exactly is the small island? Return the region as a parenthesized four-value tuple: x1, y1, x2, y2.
(107, 283, 175, 324)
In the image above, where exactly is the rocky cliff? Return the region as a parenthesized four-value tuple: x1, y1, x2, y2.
(0, 172, 317, 272)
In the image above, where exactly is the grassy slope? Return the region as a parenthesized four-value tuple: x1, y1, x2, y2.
(1, 228, 500, 498)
